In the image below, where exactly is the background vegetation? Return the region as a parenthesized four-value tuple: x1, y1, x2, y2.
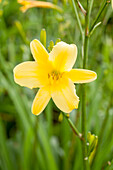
(0, 0, 113, 169)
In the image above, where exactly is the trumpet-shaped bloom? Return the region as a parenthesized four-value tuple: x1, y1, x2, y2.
(17, 0, 62, 13)
(13, 39, 97, 115)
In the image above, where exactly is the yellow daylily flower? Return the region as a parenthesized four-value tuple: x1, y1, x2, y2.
(13, 39, 97, 115)
(112, 0, 113, 9)
(17, 0, 62, 13)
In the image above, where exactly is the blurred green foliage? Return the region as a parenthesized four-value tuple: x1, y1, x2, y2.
(0, 0, 113, 170)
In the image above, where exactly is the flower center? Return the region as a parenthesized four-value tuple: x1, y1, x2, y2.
(48, 71, 63, 84)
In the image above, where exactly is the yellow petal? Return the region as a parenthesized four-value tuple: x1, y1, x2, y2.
(18, 0, 62, 13)
(65, 69, 97, 83)
(32, 86, 51, 115)
(112, 0, 113, 9)
(20, 6, 30, 13)
(17, 0, 24, 3)
(30, 39, 49, 64)
(13, 61, 49, 89)
(51, 79, 79, 113)
(49, 41, 77, 72)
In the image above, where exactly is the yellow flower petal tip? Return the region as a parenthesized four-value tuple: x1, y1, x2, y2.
(49, 41, 77, 72)
(65, 69, 97, 84)
(17, 0, 62, 13)
(31, 86, 51, 115)
(13, 39, 97, 115)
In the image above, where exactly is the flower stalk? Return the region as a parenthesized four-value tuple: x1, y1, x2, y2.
(63, 112, 82, 140)
(89, 0, 110, 36)
(81, 0, 90, 169)
(71, 0, 83, 39)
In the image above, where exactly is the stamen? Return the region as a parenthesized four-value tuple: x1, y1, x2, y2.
(48, 71, 63, 84)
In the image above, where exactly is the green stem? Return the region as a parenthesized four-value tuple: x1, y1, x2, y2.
(63, 112, 82, 140)
(81, 0, 90, 170)
(89, 0, 94, 17)
(71, 0, 83, 39)
(89, 0, 110, 35)
(81, 85, 90, 170)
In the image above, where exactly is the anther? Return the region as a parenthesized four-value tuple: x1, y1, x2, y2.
(48, 74, 50, 78)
